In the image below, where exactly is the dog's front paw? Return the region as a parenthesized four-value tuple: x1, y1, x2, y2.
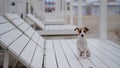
(87, 51, 91, 57)
(83, 56, 87, 59)
(87, 54, 91, 57)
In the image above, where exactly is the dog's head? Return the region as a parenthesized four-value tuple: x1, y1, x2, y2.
(74, 27, 89, 38)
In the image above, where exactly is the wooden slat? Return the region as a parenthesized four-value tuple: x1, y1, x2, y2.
(24, 27, 35, 38)
(5, 13, 20, 20)
(18, 23, 30, 32)
(0, 29, 22, 46)
(0, 23, 15, 35)
(45, 26, 49, 30)
(45, 40, 57, 68)
(11, 18, 24, 26)
(30, 46, 44, 68)
(32, 32, 39, 44)
(60, 40, 83, 68)
(8, 35, 29, 56)
(37, 36, 45, 48)
(0, 16, 8, 24)
(20, 40, 36, 64)
(53, 40, 70, 68)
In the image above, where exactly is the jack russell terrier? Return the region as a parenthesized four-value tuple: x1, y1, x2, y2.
(74, 27, 90, 58)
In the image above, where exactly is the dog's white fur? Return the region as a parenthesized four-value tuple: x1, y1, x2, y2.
(75, 27, 90, 58)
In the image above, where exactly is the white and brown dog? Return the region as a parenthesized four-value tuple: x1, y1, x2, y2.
(74, 27, 90, 58)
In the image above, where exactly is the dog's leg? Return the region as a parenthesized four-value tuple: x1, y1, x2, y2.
(84, 51, 87, 58)
(87, 49, 91, 57)
(83, 49, 87, 58)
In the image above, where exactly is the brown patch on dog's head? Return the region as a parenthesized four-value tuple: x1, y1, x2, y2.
(74, 28, 81, 34)
(84, 27, 89, 33)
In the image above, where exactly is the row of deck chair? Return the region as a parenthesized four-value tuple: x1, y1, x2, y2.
(26, 13, 77, 36)
(1, 14, 120, 68)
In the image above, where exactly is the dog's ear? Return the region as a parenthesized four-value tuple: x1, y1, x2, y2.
(85, 27, 89, 32)
(74, 28, 79, 31)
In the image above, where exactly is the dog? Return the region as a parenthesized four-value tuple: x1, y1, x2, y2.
(74, 27, 90, 58)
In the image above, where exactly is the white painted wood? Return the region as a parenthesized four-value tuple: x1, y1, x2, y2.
(78, 0, 83, 27)
(27, 14, 45, 29)
(32, 32, 39, 43)
(27, 14, 76, 31)
(70, 0, 73, 25)
(28, 0, 31, 14)
(88, 39, 120, 68)
(53, 40, 70, 68)
(94, 39, 120, 58)
(45, 40, 57, 68)
(38, 36, 45, 48)
(0, 16, 8, 23)
(100, 0, 107, 39)
(20, 40, 36, 64)
(18, 23, 30, 32)
(5, 13, 20, 20)
(30, 46, 44, 68)
(0, 29, 22, 46)
(46, 25, 76, 30)
(88, 52, 108, 68)
(24, 27, 35, 38)
(9, 35, 29, 56)
(3, 52, 9, 68)
(55, 0, 60, 13)
(90, 39, 120, 65)
(45, 26, 49, 30)
(0, 23, 15, 35)
(60, 40, 83, 68)
(105, 40, 120, 49)
(12, 18, 25, 26)
(38, 30, 77, 36)
(64, 0, 68, 24)
(0, 17, 45, 68)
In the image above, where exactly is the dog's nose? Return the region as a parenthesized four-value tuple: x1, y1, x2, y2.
(81, 34, 84, 37)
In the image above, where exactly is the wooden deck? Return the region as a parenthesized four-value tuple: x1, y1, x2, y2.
(44, 39, 120, 68)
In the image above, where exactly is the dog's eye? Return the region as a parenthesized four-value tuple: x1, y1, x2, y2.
(84, 30, 86, 33)
(79, 30, 81, 33)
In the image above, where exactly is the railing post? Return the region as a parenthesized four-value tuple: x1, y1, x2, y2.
(100, 0, 107, 39)
(70, 0, 73, 25)
(78, 0, 83, 27)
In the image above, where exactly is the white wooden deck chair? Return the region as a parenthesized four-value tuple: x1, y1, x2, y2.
(5, 13, 77, 36)
(35, 13, 65, 25)
(26, 13, 77, 35)
(0, 16, 44, 68)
